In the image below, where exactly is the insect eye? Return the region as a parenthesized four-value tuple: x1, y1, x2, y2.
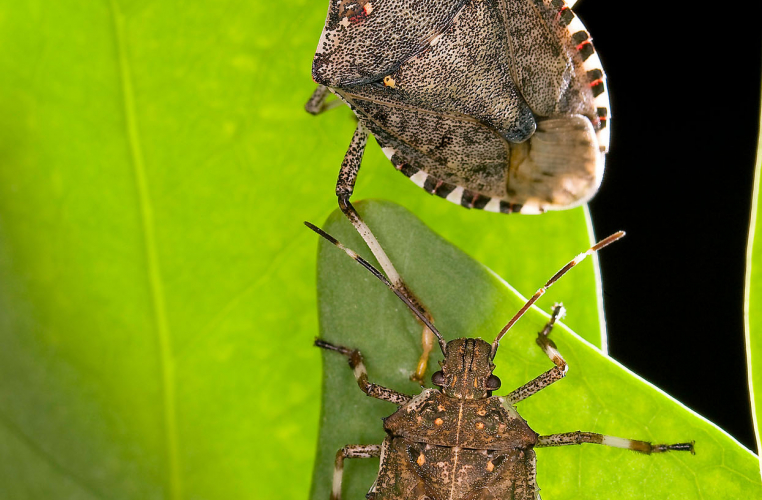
(485, 375, 501, 391)
(432, 371, 445, 386)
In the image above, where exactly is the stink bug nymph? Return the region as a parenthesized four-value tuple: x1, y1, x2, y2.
(305, 222, 694, 500)
(306, 0, 610, 384)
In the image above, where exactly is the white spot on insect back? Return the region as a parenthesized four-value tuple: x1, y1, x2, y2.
(596, 127, 610, 153)
(430, 34, 444, 46)
(567, 16, 586, 35)
(381, 147, 396, 160)
(484, 197, 501, 213)
(339, 17, 350, 28)
(582, 52, 603, 73)
(582, 52, 610, 104)
(519, 200, 543, 215)
(446, 186, 464, 205)
(594, 87, 609, 110)
(409, 170, 428, 188)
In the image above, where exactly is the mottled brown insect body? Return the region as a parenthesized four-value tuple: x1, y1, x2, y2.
(374, 437, 537, 500)
(373, 339, 540, 499)
(309, 0, 610, 214)
(306, 0, 613, 385)
(306, 223, 695, 500)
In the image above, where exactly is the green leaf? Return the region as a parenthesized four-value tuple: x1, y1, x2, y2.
(313, 201, 762, 500)
(0, 1, 599, 498)
(0, 2, 330, 498)
(745, 96, 762, 467)
(352, 154, 605, 349)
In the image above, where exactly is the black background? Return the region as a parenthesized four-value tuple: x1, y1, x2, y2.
(576, 2, 762, 450)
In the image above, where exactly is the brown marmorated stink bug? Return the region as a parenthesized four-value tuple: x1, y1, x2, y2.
(306, 0, 611, 383)
(305, 222, 694, 500)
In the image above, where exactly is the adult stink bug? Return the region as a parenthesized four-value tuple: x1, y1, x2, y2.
(307, 0, 610, 383)
(306, 222, 694, 500)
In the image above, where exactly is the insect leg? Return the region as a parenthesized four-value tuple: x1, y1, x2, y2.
(335, 123, 437, 385)
(330, 444, 382, 500)
(504, 305, 568, 404)
(536, 432, 695, 455)
(491, 232, 624, 358)
(315, 338, 412, 405)
(305, 85, 344, 115)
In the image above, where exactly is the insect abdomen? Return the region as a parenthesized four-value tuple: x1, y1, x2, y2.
(374, 437, 538, 500)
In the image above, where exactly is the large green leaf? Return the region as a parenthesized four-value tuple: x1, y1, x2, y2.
(0, 1, 606, 498)
(313, 201, 762, 500)
(745, 94, 762, 467)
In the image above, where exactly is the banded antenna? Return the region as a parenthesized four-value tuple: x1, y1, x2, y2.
(304, 221, 448, 356)
(490, 231, 625, 359)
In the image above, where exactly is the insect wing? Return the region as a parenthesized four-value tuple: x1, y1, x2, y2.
(312, 0, 469, 86)
(373, 437, 539, 500)
(497, 0, 610, 149)
(338, 0, 536, 142)
(339, 92, 513, 207)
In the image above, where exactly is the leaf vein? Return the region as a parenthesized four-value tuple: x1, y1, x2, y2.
(0, 410, 104, 499)
(108, 2, 182, 498)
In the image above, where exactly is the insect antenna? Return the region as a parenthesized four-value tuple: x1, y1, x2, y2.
(304, 221, 448, 355)
(490, 231, 625, 359)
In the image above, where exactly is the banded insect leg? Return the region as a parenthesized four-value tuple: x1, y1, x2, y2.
(329, 444, 382, 500)
(335, 122, 436, 385)
(315, 339, 412, 405)
(505, 304, 568, 404)
(537, 431, 695, 455)
(305, 84, 344, 115)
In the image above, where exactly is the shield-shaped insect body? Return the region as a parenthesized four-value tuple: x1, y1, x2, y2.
(309, 0, 610, 215)
(306, 223, 695, 500)
(307, 0, 612, 386)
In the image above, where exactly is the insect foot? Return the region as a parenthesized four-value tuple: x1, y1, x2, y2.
(307, 0, 612, 390)
(308, 222, 694, 500)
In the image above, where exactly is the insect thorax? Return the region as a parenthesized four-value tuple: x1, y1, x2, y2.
(384, 389, 537, 450)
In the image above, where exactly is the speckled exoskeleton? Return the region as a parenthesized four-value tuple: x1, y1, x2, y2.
(306, 0, 611, 384)
(305, 223, 694, 500)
